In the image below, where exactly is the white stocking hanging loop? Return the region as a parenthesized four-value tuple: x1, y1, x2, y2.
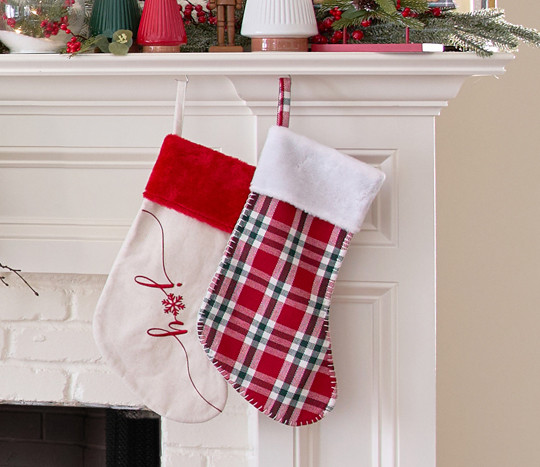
(173, 77, 189, 137)
(277, 76, 291, 128)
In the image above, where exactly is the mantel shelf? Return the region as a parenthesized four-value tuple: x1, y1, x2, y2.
(0, 51, 513, 76)
(0, 51, 514, 119)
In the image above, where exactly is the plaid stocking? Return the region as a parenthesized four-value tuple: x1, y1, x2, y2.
(94, 134, 254, 423)
(198, 126, 385, 426)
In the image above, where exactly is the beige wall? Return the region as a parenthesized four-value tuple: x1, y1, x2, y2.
(436, 1, 540, 466)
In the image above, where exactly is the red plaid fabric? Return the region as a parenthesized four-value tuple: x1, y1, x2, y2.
(198, 193, 351, 426)
(276, 77, 291, 128)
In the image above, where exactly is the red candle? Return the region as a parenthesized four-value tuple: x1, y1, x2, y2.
(137, 0, 187, 52)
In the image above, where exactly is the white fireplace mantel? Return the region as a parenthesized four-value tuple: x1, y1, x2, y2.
(0, 52, 513, 467)
(0, 52, 512, 275)
(0, 53, 512, 117)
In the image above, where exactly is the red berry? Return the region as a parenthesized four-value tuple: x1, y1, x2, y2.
(396, 0, 401, 7)
(69, 41, 81, 53)
(198, 15, 206, 23)
(431, 7, 441, 16)
(195, 4, 202, 11)
(332, 30, 343, 40)
(361, 19, 371, 27)
(330, 8, 342, 19)
(352, 30, 364, 41)
(65, 28, 71, 34)
(402, 7, 411, 17)
(208, 16, 217, 24)
(322, 17, 334, 29)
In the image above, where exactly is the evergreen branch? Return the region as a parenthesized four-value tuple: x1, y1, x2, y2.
(497, 19, 540, 48)
(376, 0, 397, 15)
(442, 9, 540, 53)
(400, 0, 429, 13)
(334, 8, 424, 30)
(320, 0, 357, 13)
(317, 3, 540, 56)
(449, 30, 494, 56)
(0, 262, 39, 296)
(362, 22, 410, 43)
(399, 15, 426, 29)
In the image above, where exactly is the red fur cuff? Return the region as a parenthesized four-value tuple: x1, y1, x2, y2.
(144, 134, 255, 233)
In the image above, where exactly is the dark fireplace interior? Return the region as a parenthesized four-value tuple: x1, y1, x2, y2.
(0, 405, 160, 467)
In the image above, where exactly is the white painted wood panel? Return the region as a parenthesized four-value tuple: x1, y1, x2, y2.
(0, 53, 511, 466)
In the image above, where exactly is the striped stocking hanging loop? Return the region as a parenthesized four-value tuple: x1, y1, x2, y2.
(276, 76, 291, 128)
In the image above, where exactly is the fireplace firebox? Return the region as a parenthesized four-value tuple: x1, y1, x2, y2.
(0, 404, 160, 467)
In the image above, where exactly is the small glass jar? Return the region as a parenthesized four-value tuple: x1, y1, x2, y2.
(0, 0, 85, 53)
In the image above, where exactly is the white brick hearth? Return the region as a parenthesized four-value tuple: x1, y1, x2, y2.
(0, 273, 256, 467)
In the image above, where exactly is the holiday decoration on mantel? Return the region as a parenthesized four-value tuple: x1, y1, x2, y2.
(312, 0, 540, 56)
(241, 0, 318, 52)
(180, 0, 249, 52)
(207, 0, 243, 52)
(137, 0, 187, 52)
(89, 0, 140, 42)
(67, 29, 134, 55)
(0, 0, 85, 53)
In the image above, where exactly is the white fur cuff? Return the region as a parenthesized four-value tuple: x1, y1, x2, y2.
(251, 126, 385, 233)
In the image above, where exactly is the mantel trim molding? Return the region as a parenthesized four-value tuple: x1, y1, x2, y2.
(0, 51, 513, 76)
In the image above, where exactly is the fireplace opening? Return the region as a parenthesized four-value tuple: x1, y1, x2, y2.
(0, 405, 160, 467)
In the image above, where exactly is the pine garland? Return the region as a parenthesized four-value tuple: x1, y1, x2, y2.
(1, 1, 538, 56)
(419, 10, 539, 56)
(316, 1, 540, 56)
